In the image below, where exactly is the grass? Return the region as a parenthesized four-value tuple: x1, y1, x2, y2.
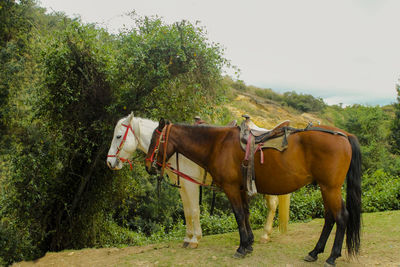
(14, 211, 400, 267)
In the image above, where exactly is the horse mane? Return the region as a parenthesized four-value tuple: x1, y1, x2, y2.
(170, 123, 237, 149)
(173, 122, 235, 130)
(172, 123, 236, 136)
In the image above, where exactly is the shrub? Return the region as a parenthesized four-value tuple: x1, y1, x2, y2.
(200, 209, 237, 235)
(254, 88, 283, 102)
(231, 79, 247, 91)
(362, 170, 400, 212)
(289, 185, 324, 222)
(282, 91, 326, 112)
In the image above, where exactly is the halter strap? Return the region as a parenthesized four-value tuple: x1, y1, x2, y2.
(146, 128, 163, 164)
(145, 123, 173, 175)
(107, 120, 140, 170)
(160, 123, 173, 177)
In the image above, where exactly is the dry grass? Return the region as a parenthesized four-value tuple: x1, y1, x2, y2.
(227, 94, 327, 129)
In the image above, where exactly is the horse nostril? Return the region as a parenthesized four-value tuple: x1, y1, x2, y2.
(107, 160, 112, 169)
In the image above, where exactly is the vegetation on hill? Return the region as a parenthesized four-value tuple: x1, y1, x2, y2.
(1, 1, 399, 266)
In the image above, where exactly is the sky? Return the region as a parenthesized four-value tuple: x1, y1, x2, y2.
(38, 0, 400, 106)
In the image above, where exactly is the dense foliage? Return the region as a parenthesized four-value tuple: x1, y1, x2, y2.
(0, 1, 399, 266)
(0, 2, 227, 265)
(282, 91, 326, 112)
(390, 82, 400, 154)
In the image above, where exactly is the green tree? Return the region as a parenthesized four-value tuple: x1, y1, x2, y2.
(0, 0, 35, 138)
(113, 16, 227, 121)
(390, 82, 400, 154)
(335, 105, 392, 172)
(282, 91, 326, 113)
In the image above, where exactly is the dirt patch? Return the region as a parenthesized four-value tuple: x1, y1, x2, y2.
(12, 245, 151, 267)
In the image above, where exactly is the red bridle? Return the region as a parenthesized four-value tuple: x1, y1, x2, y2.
(146, 123, 173, 177)
(107, 122, 139, 170)
(145, 128, 163, 165)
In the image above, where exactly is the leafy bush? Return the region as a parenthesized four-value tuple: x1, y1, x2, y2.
(254, 88, 284, 103)
(231, 79, 247, 91)
(289, 185, 325, 222)
(362, 169, 400, 212)
(282, 91, 326, 113)
(200, 209, 237, 235)
(112, 160, 184, 236)
(0, 219, 40, 267)
(390, 83, 400, 154)
(334, 105, 393, 172)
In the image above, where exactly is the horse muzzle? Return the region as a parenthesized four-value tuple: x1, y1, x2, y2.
(107, 157, 122, 170)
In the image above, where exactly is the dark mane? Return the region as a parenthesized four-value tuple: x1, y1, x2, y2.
(172, 123, 237, 151)
(173, 123, 236, 135)
(173, 122, 236, 130)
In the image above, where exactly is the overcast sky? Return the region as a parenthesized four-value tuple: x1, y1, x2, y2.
(38, 0, 400, 106)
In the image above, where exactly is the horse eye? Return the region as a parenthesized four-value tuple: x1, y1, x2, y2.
(116, 135, 122, 139)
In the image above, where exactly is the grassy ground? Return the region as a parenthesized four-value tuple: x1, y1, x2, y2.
(13, 211, 400, 267)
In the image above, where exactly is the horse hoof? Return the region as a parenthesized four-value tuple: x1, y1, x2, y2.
(304, 254, 318, 262)
(245, 246, 253, 254)
(259, 236, 270, 243)
(182, 242, 189, 248)
(324, 262, 336, 267)
(188, 242, 198, 249)
(233, 251, 246, 259)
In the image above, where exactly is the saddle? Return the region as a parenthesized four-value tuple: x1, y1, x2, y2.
(239, 114, 290, 151)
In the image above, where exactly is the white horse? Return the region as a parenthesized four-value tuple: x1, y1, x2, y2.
(106, 113, 290, 248)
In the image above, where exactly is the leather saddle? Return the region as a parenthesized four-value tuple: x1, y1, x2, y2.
(239, 114, 290, 149)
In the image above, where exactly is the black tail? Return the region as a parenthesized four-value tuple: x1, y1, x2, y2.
(345, 135, 362, 256)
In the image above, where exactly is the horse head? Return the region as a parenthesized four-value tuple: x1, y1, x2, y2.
(107, 112, 140, 170)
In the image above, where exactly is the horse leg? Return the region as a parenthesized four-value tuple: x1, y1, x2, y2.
(224, 186, 251, 258)
(178, 184, 197, 248)
(260, 195, 278, 243)
(185, 181, 202, 248)
(241, 190, 254, 252)
(304, 210, 335, 262)
(306, 188, 349, 266)
(278, 194, 290, 233)
(326, 199, 348, 266)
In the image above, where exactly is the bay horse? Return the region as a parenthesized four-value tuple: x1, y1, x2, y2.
(106, 113, 290, 248)
(145, 118, 362, 266)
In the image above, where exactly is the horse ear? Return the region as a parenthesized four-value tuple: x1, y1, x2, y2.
(158, 118, 165, 131)
(125, 112, 133, 124)
(128, 112, 134, 123)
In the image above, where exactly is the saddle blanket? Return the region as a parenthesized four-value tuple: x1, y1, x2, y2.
(260, 134, 288, 152)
